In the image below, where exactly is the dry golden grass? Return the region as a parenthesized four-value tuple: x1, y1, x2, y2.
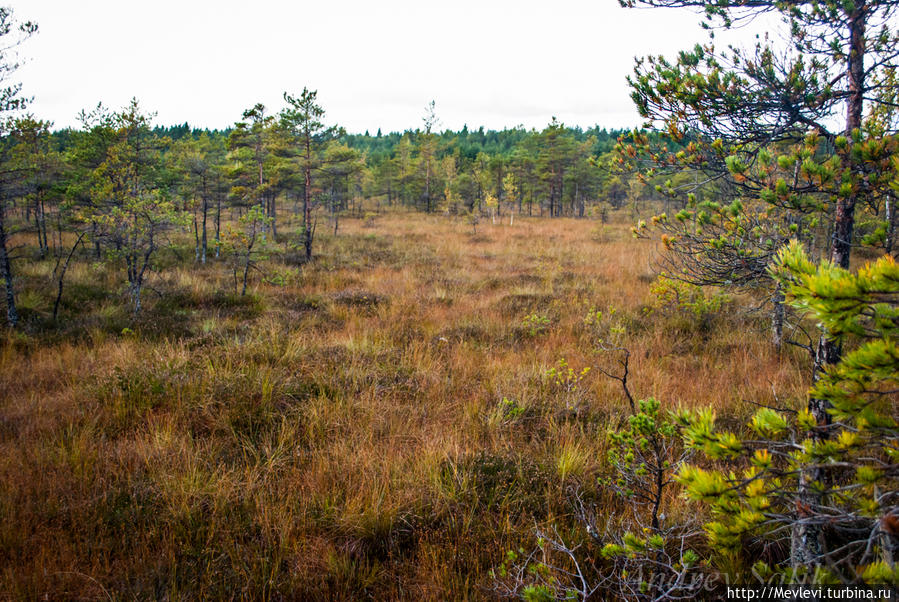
(0, 211, 809, 599)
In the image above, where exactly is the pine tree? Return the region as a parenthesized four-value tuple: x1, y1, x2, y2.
(619, 0, 899, 563)
(228, 104, 276, 240)
(536, 118, 577, 217)
(83, 100, 188, 313)
(676, 241, 899, 584)
(172, 132, 225, 264)
(0, 7, 37, 327)
(280, 88, 340, 262)
(420, 100, 441, 213)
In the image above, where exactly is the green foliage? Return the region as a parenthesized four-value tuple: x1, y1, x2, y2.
(521, 584, 560, 602)
(619, 0, 899, 363)
(79, 100, 190, 311)
(675, 242, 899, 585)
(493, 394, 701, 599)
(486, 397, 529, 428)
(492, 546, 579, 601)
(543, 358, 590, 394)
(581, 304, 629, 345)
(521, 313, 551, 337)
(604, 398, 684, 513)
(750, 407, 789, 438)
(595, 397, 701, 598)
(650, 274, 729, 320)
(774, 240, 899, 342)
(223, 205, 272, 295)
(263, 265, 299, 287)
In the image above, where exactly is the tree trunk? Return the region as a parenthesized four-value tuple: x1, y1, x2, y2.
(549, 180, 555, 217)
(201, 195, 208, 264)
(771, 282, 785, 350)
(131, 282, 142, 313)
(241, 251, 251, 296)
(200, 177, 208, 264)
(793, 2, 866, 571)
(54, 232, 85, 321)
(0, 202, 18, 327)
(269, 196, 277, 239)
(885, 193, 894, 255)
(41, 198, 49, 255)
(92, 222, 101, 259)
(425, 157, 431, 213)
(558, 172, 564, 217)
(808, 3, 865, 417)
(35, 195, 47, 258)
(303, 156, 313, 262)
(193, 213, 200, 262)
(215, 193, 222, 258)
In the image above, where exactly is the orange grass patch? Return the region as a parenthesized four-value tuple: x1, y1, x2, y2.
(0, 211, 810, 599)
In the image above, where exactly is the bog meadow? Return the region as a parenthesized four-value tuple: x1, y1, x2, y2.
(1, 2, 899, 600)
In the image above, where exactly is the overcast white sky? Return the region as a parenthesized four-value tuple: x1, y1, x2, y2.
(9, 0, 714, 134)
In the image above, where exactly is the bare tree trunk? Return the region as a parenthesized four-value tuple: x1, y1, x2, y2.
(269, 196, 277, 239)
(549, 179, 555, 217)
(258, 149, 266, 242)
(92, 222, 101, 259)
(201, 196, 208, 264)
(241, 246, 252, 296)
(558, 173, 564, 217)
(885, 193, 894, 255)
(772, 282, 785, 350)
(41, 198, 48, 255)
(0, 202, 18, 327)
(53, 232, 85, 322)
(303, 151, 313, 262)
(35, 196, 47, 258)
(215, 193, 221, 258)
(193, 213, 200, 262)
(200, 178, 208, 264)
(131, 281, 142, 313)
(425, 156, 431, 213)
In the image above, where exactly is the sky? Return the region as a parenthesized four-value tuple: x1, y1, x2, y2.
(8, 0, 716, 134)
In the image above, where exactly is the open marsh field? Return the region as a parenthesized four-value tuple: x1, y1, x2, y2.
(1, 214, 808, 599)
